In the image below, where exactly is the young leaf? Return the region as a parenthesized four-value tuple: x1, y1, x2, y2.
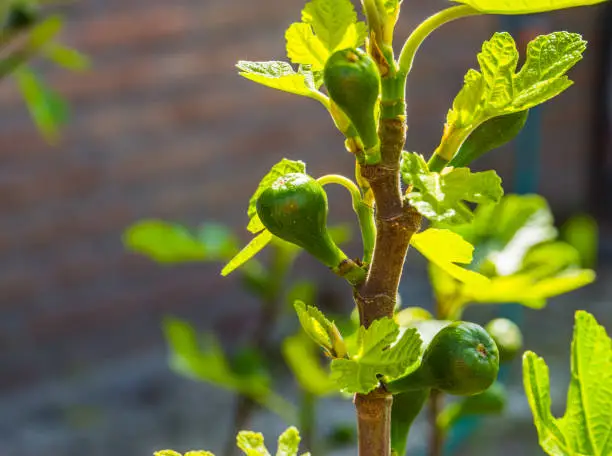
(401, 152, 503, 225)
(282, 333, 336, 396)
(330, 318, 422, 394)
(247, 159, 306, 234)
(236, 61, 323, 100)
(285, 0, 366, 71)
(523, 311, 612, 456)
(276, 427, 302, 456)
(451, 0, 607, 14)
(410, 229, 490, 286)
(285, 22, 329, 70)
(123, 220, 238, 263)
(294, 301, 347, 358)
(438, 32, 586, 162)
(221, 230, 273, 276)
(237, 431, 271, 456)
(301, 0, 365, 52)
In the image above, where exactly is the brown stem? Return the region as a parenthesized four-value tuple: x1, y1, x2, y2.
(353, 116, 422, 456)
(355, 388, 394, 456)
(355, 117, 422, 327)
(428, 389, 445, 456)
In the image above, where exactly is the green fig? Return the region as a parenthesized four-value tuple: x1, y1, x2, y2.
(324, 48, 381, 159)
(449, 110, 529, 168)
(387, 321, 499, 396)
(256, 173, 346, 269)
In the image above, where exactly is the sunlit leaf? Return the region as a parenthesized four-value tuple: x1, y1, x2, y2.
(410, 229, 490, 286)
(301, 0, 364, 52)
(222, 230, 273, 276)
(452, 0, 607, 14)
(438, 32, 586, 163)
(523, 311, 612, 455)
(236, 61, 322, 100)
(285, 22, 329, 71)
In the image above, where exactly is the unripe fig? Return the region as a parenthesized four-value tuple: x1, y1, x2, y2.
(449, 110, 529, 168)
(423, 321, 499, 395)
(387, 321, 499, 396)
(256, 173, 346, 269)
(324, 48, 380, 155)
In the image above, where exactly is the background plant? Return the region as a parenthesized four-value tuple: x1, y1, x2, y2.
(124, 220, 357, 455)
(1, 0, 88, 140)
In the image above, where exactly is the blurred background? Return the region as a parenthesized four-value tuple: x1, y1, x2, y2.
(0, 0, 611, 455)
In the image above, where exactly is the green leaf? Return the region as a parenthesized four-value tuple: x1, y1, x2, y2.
(448, 194, 558, 276)
(431, 195, 595, 315)
(237, 431, 271, 456)
(162, 318, 270, 398)
(301, 0, 365, 52)
(401, 152, 503, 225)
(25, 14, 63, 48)
(44, 43, 90, 71)
(330, 318, 422, 394)
(284, 0, 366, 72)
(440, 32, 586, 162)
(437, 382, 506, 432)
(247, 159, 306, 234)
(452, 0, 607, 14)
(222, 230, 273, 276)
(294, 301, 346, 358)
(464, 269, 596, 309)
(15, 66, 68, 142)
(561, 214, 599, 268)
(523, 311, 612, 456)
(123, 220, 238, 263)
(285, 22, 329, 71)
(276, 427, 302, 456)
(521, 242, 581, 279)
(282, 333, 336, 396)
(410, 229, 490, 286)
(236, 61, 322, 100)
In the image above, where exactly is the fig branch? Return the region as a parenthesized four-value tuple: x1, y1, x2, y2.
(350, 47, 422, 456)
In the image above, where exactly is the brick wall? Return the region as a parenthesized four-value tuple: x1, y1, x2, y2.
(0, 0, 606, 391)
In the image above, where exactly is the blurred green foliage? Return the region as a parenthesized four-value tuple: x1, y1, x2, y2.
(1, 0, 89, 141)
